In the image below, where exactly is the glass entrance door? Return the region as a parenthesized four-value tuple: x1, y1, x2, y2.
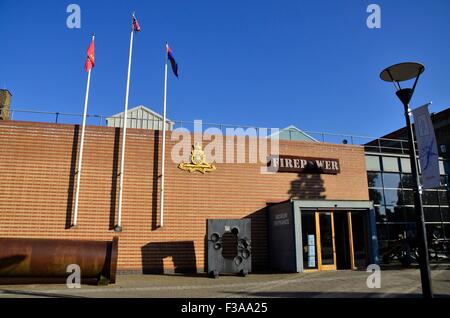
(315, 212, 337, 270)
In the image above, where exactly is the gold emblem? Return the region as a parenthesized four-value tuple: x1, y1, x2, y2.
(178, 142, 217, 174)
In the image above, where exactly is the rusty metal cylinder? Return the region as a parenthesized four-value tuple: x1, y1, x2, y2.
(0, 237, 118, 284)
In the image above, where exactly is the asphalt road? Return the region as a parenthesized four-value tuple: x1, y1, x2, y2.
(1, 268, 449, 298)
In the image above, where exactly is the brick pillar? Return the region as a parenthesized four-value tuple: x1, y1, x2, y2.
(0, 89, 12, 120)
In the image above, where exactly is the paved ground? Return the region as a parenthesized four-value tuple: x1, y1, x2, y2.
(1, 266, 449, 298)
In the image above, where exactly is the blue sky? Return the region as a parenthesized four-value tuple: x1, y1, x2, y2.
(1, 0, 449, 138)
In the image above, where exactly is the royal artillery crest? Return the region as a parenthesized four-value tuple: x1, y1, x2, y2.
(178, 142, 217, 174)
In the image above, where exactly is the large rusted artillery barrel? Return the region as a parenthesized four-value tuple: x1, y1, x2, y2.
(0, 237, 118, 285)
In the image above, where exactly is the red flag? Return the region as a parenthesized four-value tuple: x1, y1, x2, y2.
(132, 15, 141, 32)
(84, 38, 95, 72)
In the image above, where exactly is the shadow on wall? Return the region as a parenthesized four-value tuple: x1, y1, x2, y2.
(288, 173, 326, 200)
(151, 130, 160, 230)
(109, 128, 121, 230)
(65, 125, 80, 229)
(141, 241, 197, 274)
(65, 127, 161, 230)
(243, 208, 268, 271)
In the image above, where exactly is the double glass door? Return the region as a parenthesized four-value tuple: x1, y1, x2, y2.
(302, 211, 337, 270)
(302, 210, 366, 271)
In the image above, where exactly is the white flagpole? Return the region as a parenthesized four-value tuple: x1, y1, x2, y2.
(160, 43, 169, 228)
(73, 34, 94, 228)
(116, 27, 135, 232)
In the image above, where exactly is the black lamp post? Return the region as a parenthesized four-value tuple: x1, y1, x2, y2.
(380, 62, 433, 298)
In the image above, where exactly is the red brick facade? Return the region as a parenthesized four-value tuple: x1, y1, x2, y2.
(0, 121, 369, 273)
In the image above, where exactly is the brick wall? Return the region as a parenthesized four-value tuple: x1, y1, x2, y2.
(0, 121, 369, 273)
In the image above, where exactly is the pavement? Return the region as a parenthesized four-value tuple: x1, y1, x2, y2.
(1, 267, 449, 298)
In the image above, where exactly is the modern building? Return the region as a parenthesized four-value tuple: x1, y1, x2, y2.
(1, 107, 449, 278)
(0, 120, 376, 274)
(106, 105, 174, 130)
(370, 107, 450, 160)
(365, 107, 450, 263)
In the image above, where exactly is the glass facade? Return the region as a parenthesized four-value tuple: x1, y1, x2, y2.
(302, 211, 318, 270)
(366, 154, 450, 262)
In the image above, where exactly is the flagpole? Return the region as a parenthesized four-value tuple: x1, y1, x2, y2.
(160, 43, 169, 228)
(73, 34, 94, 228)
(116, 27, 135, 232)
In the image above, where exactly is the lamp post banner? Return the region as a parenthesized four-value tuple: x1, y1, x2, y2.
(412, 104, 440, 189)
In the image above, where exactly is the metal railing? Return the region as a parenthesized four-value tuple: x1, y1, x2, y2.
(9, 109, 107, 126)
(7, 108, 414, 154)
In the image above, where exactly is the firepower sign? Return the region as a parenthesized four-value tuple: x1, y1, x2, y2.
(267, 155, 341, 174)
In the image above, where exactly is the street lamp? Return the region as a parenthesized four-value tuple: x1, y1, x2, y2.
(380, 62, 433, 298)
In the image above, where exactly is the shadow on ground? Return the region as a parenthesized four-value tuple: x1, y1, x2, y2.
(0, 289, 86, 298)
(380, 264, 450, 270)
(220, 291, 450, 298)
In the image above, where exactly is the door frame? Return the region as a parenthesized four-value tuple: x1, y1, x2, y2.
(315, 211, 337, 271)
(347, 211, 357, 270)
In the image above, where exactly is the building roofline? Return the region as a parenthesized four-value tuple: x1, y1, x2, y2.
(269, 125, 319, 142)
(108, 105, 174, 123)
(366, 106, 450, 144)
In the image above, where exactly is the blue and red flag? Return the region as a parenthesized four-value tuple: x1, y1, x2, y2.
(167, 45, 179, 78)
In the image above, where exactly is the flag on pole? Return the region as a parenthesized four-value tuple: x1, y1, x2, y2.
(116, 13, 140, 232)
(167, 45, 179, 77)
(132, 14, 141, 32)
(160, 42, 178, 227)
(74, 34, 95, 227)
(84, 38, 95, 72)
(412, 104, 441, 189)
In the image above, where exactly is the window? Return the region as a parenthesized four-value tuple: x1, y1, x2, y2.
(402, 206, 416, 222)
(382, 156, 400, 172)
(424, 207, 442, 223)
(438, 191, 449, 206)
(375, 206, 387, 223)
(400, 158, 412, 173)
(369, 189, 384, 205)
(376, 224, 389, 240)
(366, 155, 381, 171)
(367, 172, 383, 188)
(441, 207, 450, 222)
(402, 190, 415, 205)
(387, 206, 405, 222)
(384, 189, 401, 206)
(366, 153, 450, 264)
(444, 224, 450, 240)
(422, 191, 439, 206)
(401, 174, 414, 189)
(405, 223, 416, 239)
(389, 224, 407, 240)
(426, 224, 444, 241)
(382, 173, 402, 189)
